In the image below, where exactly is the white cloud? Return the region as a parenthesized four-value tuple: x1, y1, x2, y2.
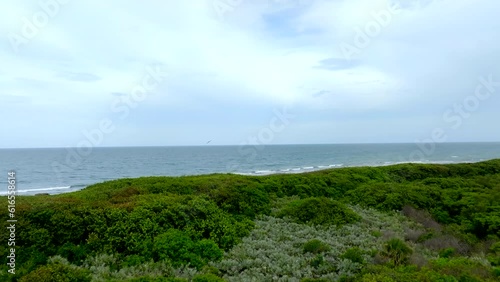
(1, 0, 499, 147)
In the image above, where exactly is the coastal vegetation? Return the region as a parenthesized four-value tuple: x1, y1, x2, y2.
(1, 159, 500, 281)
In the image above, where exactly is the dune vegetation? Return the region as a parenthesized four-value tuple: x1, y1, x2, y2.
(1, 160, 500, 281)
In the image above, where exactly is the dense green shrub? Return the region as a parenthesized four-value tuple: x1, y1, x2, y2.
(19, 259, 91, 282)
(81, 255, 175, 281)
(300, 279, 330, 282)
(341, 247, 365, 264)
(127, 278, 187, 282)
(487, 242, 500, 266)
(359, 258, 499, 282)
(56, 243, 89, 265)
(277, 197, 361, 226)
(439, 248, 456, 258)
(358, 265, 452, 282)
(429, 257, 497, 281)
(493, 267, 500, 278)
(211, 184, 272, 217)
(153, 229, 223, 269)
(123, 255, 148, 268)
(310, 254, 325, 268)
(380, 239, 413, 267)
(303, 239, 331, 254)
(192, 273, 225, 282)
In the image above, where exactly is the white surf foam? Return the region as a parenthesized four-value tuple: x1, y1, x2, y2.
(0, 186, 72, 195)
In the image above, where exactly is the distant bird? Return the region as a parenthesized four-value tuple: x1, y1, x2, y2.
(206, 140, 212, 144)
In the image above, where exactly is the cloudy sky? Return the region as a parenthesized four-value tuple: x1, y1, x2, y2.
(1, 0, 499, 148)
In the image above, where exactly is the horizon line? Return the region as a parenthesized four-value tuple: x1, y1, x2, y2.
(2, 141, 500, 150)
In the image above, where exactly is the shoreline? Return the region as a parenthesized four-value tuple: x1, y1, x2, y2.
(0, 158, 492, 197)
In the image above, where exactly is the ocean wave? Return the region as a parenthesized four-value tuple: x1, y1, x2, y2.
(254, 170, 274, 175)
(231, 160, 476, 177)
(236, 164, 347, 176)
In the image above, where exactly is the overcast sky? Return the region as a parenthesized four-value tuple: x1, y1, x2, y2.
(1, 0, 499, 148)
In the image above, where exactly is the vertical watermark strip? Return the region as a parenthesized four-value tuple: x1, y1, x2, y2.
(6, 171, 17, 275)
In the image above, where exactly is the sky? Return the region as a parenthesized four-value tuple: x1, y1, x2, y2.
(1, 0, 499, 148)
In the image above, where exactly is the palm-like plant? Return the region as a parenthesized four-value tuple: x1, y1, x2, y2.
(381, 238, 413, 267)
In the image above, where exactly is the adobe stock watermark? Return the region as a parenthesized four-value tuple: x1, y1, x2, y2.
(339, 1, 401, 60)
(407, 74, 499, 162)
(8, 0, 70, 53)
(51, 64, 168, 180)
(6, 171, 17, 275)
(226, 105, 295, 172)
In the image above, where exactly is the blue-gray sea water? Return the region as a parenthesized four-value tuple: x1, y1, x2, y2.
(1, 143, 500, 195)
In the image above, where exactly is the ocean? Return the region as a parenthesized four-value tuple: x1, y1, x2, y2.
(1, 143, 500, 195)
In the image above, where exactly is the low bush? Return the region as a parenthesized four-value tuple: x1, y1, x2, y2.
(401, 205, 442, 232)
(191, 273, 225, 282)
(310, 254, 325, 268)
(19, 258, 91, 282)
(422, 234, 471, 255)
(403, 227, 425, 243)
(277, 197, 361, 226)
(487, 242, 500, 266)
(153, 229, 222, 269)
(429, 257, 496, 281)
(438, 248, 456, 258)
(408, 253, 428, 268)
(303, 239, 331, 254)
(493, 267, 500, 278)
(127, 278, 186, 282)
(301, 278, 330, 282)
(341, 247, 365, 264)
